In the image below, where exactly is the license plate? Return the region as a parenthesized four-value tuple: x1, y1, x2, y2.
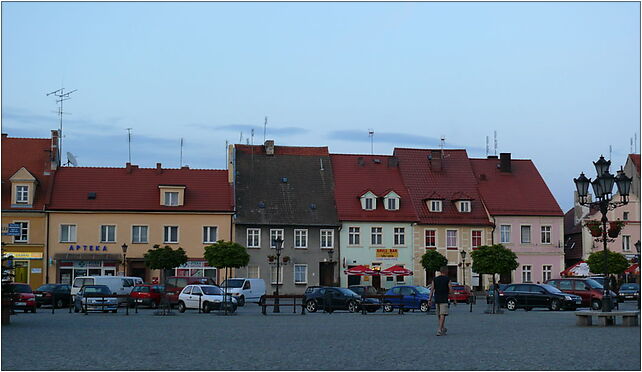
(137, 299, 143, 302)
(36, 294, 43, 297)
(15, 302, 26, 306)
(625, 296, 634, 299)
(575, 300, 582, 304)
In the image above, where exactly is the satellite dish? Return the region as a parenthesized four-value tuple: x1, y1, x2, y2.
(66, 152, 78, 166)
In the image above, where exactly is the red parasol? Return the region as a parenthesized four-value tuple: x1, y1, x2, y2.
(380, 265, 413, 276)
(344, 265, 379, 276)
(624, 264, 639, 274)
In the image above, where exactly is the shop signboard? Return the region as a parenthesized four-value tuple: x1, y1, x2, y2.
(4, 252, 43, 260)
(1, 223, 21, 236)
(375, 249, 398, 260)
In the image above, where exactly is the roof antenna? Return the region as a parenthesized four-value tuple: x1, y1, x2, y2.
(126, 128, 133, 164)
(368, 129, 375, 155)
(494, 130, 498, 156)
(609, 145, 612, 160)
(46, 87, 77, 165)
(264, 116, 268, 143)
(180, 138, 184, 167)
(440, 136, 446, 159)
(240, 131, 243, 143)
(225, 140, 229, 166)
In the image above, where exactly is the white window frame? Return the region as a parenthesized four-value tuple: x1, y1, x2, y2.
(203, 226, 218, 244)
(371, 227, 383, 246)
(320, 229, 334, 249)
(247, 228, 261, 248)
(294, 264, 308, 284)
(13, 221, 29, 243)
(348, 227, 360, 246)
(60, 224, 77, 243)
(522, 265, 532, 283)
(294, 229, 308, 249)
(271, 265, 284, 285)
(500, 225, 511, 244)
(520, 225, 531, 244)
(425, 229, 437, 248)
(542, 265, 552, 282)
(100, 225, 117, 243)
(164, 226, 179, 243)
(386, 198, 399, 211)
(446, 230, 458, 248)
(246, 265, 260, 279)
(132, 225, 149, 244)
(164, 191, 179, 206)
(429, 200, 442, 212)
(471, 230, 483, 248)
(365, 198, 374, 210)
(15, 185, 29, 204)
(540, 225, 552, 244)
(393, 227, 405, 246)
(622, 235, 631, 252)
(270, 229, 284, 248)
(458, 200, 471, 213)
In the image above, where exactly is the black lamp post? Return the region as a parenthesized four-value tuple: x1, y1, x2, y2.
(121, 243, 128, 276)
(635, 240, 641, 310)
(272, 237, 284, 313)
(459, 250, 467, 288)
(574, 155, 632, 313)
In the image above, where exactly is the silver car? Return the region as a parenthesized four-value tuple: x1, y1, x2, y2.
(74, 285, 118, 313)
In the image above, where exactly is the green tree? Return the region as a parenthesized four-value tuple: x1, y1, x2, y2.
(587, 250, 629, 276)
(471, 244, 518, 313)
(420, 250, 448, 284)
(143, 244, 188, 282)
(204, 240, 250, 313)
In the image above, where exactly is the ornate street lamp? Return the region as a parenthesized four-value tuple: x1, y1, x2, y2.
(459, 250, 467, 288)
(272, 237, 284, 313)
(635, 240, 641, 310)
(574, 155, 633, 312)
(121, 243, 128, 276)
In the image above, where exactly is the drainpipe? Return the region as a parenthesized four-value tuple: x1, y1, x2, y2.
(45, 212, 50, 284)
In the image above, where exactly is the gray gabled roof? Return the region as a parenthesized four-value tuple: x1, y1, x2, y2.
(234, 145, 339, 226)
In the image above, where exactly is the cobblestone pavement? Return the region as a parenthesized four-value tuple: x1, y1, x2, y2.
(2, 301, 640, 370)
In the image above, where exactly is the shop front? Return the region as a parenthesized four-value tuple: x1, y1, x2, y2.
(3, 250, 44, 288)
(54, 253, 122, 285)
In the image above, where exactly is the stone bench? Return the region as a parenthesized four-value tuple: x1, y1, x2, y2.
(575, 310, 639, 327)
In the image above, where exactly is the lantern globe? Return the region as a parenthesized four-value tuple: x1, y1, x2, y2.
(593, 155, 611, 176)
(574, 173, 591, 198)
(615, 168, 632, 197)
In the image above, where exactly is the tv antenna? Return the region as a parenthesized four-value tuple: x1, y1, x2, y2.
(368, 129, 375, 155)
(264, 116, 268, 142)
(180, 138, 184, 167)
(66, 152, 78, 167)
(486, 136, 489, 157)
(126, 128, 133, 164)
(493, 130, 498, 156)
(46, 87, 77, 165)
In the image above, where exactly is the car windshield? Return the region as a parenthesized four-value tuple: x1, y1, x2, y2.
(586, 279, 604, 289)
(133, 286, 149, 293)
(452, 286, 465, 290)
(201, 286, 223, 295)
(36, 284, 57, 291)
(220, 279, 244, 288)
(83, 286, 111, 295)
(416, 287, 431, 295)
(541, 284, 562, 293)
(620, 284, 639, 290)
(336, 288, 358, 296)
(349, 287, 364, 295)
(12, 284, 32, 293)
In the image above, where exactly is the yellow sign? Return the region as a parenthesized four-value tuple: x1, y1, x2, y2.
(376, 249, 398, 259)
(5, 252, 43, 259)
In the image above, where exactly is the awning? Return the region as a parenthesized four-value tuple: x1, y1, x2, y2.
(381, 265, 413, 276)
(53, 253, 122, 261)
(560, 261, 592, 277)
(624, 264, 639, 274)
(344, 265, 379, 276)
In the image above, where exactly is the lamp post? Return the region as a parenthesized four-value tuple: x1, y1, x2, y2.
(460, 250, 467, 288)
(272, 237, 284, 313)
(121, 243, 128, 276)
(635, 240, 641, 310)
(574, 155, 632, 312)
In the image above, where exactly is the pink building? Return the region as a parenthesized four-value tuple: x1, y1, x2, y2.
(471, 153, 565, 284)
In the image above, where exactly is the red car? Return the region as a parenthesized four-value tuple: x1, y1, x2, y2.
(448, 283, 472, 304)
(128, 284, 164, 308)
(9, 283, 37, 313)
(164, 277, 216, 306)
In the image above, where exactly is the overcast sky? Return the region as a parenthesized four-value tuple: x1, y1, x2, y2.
(2, 2, 640, 211)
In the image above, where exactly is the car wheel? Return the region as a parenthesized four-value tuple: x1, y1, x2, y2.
(549, 299, 560, 311)
(178, 301, 186, 313)
(305, 300, 317, 313)
(383, 303, 393, 312)
(238, 296, 245, 307)
(348, 300, 358, 313)
(202, 302, 211, 313)
(506, 299, 517, 311)
(420, 301, 429, 312)
(591, 299, 602, 311)
(55, 299, 64, 309)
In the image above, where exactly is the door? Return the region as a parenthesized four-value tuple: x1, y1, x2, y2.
(319, 262, 334, 286)
(131, 267, 146, 282)
(528, 285, 548, 307)
(573, 280, 592, 307)
(372, 276, 381, 291)
(388, 287, 402, 306)
(14, 261, 29, 283)
(330, 288, 347, 309)
(188, 286, 203, 309)
(399, 286, 417, 308)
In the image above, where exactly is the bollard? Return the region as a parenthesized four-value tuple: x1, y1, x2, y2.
(292, 297, 297, 314)
(301, 300, 306, 315)
(51, 293, 55, 314)
(198, 295, 202, 314)
(469, 295, 473, 312)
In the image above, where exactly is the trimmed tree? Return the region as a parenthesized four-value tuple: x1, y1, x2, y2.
(420, 250, 448, 285)
(587, 250, 629, 277)
(471, 244, 519, 313)
(204, 240, 250, 314)
(143, 244, 188, 284)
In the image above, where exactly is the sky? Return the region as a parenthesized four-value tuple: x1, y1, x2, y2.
(2, 1, 640, 211)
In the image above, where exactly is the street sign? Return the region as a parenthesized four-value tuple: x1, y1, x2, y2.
(1, 224, 21, 236)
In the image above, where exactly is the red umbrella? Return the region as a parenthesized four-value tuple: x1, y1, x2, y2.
(380, 265, 413, 276)
(624, 264, 639, 274)
(344, 265, 379, 276)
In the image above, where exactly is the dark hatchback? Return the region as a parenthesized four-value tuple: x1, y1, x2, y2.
(617, 283, 640, 302)
(347, 285, 382, 312)
(303, 287, 362, 313)
(499, 283, 582, 311)
(33, 284, 71, 308)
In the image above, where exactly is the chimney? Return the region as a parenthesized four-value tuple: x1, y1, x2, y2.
(156, 163, 163, 174)
(357, 157, 365, 166)
(429, 150, 442, 171)
(50, 130, 59, 170)
(265, 140, 275, 155)
(487, 155, 498, 159)
(500, 153, 512, 172)
(126, 162, 132, 174)
(387, 157, 399, 168)
(181, 165, 189, 170)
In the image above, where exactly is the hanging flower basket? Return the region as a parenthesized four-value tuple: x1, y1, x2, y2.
(608, 220, 625, 238)
(584, 220, 603, 237)
(267, 255, 276, 263)
(282, 256, 290, 263)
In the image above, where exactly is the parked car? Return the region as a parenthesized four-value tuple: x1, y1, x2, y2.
(74, 285, 118, 313)
(303, 287, 362, 313)
(8, 283, 37, 313)
(347, 285, 382, 312)
(498, 283, 582, 311)
(128, 284, 164, 308)
(220, 278, 266, 306)
(304, 285, 327, 294)
(486, 284, 509, 304)
(617, 283, 640, 302)
(177, 285, 237, 313)
(449, 284, 472, 303)
(545, 278, 617, 310)
(164, 276, 217, 306)
(382, 285, 432, 312)
(71, 276, 142, 303)
(34, 284, 71, 308)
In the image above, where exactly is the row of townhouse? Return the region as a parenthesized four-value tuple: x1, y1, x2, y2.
(5, 132, 601, 294)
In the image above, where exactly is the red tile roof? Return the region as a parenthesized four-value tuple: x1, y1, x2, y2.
(235, 144, 329, 156)
(47, 165, 233, 212)
(1, 134, 54, 210)
(393, 148, 492, 226)
(629, 154, 640, 174)
(470, 158, 563, 216)
(330, 154, 418, 222)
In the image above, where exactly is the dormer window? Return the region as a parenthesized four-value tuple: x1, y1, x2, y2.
(360, 191, 378, 211)
(10, 167, 37, 207)
(16, 186, 29, 204)
(458, 200, 471, 213)
(365, 198, 374, 210)
(383, 191, 400, 211)
(159, 185, 186, 207)
(165, 192, 179, 206)
(429, 200, 442, 212)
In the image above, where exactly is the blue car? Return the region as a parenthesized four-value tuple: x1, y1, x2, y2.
(383, 285, 433, 312)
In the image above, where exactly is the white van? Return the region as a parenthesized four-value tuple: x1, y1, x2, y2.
(220, 278, 266, 306)
(71, 276, 143, 301)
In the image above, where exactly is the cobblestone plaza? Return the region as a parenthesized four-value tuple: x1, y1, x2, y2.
(2, 302, 640, 370)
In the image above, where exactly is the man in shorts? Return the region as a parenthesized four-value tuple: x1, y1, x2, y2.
(428, 266, 452, 336)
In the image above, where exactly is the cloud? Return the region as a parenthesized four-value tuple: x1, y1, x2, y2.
(187, 123, 309, 136)
(327, 130, 485, 152)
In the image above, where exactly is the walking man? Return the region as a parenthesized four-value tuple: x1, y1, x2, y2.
(428, 266, 452, 336)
